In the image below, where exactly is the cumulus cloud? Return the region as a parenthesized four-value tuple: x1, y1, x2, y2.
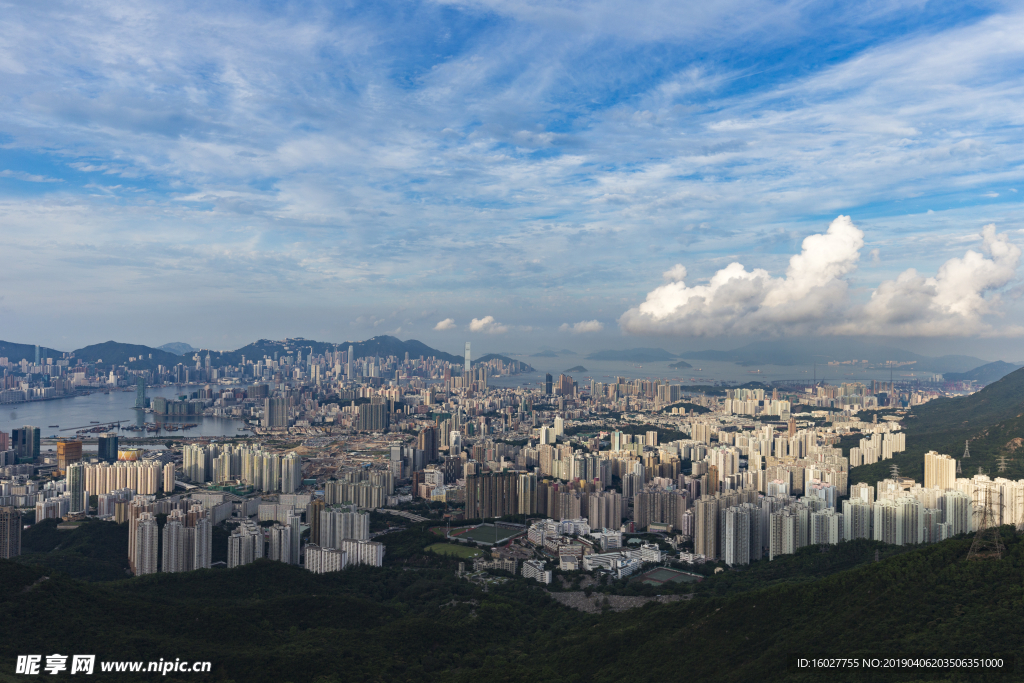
(621, 217, 1023, 337)
(434, 318, 456, 331)
(834, 224, 1023, 336)
(560, 320, 604, 333)
(621, 215, 863, 336)
(662, 264, 687, 282)
(469, 316, 509, 334)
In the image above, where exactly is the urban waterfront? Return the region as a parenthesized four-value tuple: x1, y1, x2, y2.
(1, 385, 248, 439)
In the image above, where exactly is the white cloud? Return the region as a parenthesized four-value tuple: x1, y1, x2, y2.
(662, 264, 687, 282)
(434, 318, 456, 331)
(621, 215, 863, 336)
(836, 224, 1023, 337)
(0, 170, 62, 183)
(622, 217, 1023, 337)
(469, 316, 509, 334)
(560, 320, 604, 333)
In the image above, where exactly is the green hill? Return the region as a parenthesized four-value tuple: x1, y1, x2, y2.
(72, 341, 183, 371)
(1, 531, 1020, 682)
(212, 335, 465, 367)
(851, 366, 1024, 486)
(0, 340, 63, 364)
(943, 360, 1019, 385)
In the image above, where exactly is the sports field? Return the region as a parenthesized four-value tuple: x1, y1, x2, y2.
(425, 543, 483, 559)
(454, 524, 521, 545)
(637, 567, 702, 585)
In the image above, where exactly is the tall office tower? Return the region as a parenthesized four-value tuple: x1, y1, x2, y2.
(281, 453, 302, 493)
(134, 513, 159, 575)
(0, 506, 22, 559)
(263, 397, 288, 428)
(67, 462, 87, 514)
(163, 462, 176, 493)
(923, 451, 956, 490)
(56, 440, 84, 475)
(34, 344, 39, 364)
(464, 342, 471, 374)
(162, 517, 185, 572)
(97, 433, 119, 462)
(694, 496, 719, 561)
(417, 426, 439, 463)
(135, 376, 146, 409)
(347, 345, 354, 379)
(12, 426, 40, 461)
(545, 374, 553, 395)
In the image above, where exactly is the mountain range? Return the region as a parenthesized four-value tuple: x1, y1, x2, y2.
(0, 336, 532, 373)
(678, 339, 988, 373)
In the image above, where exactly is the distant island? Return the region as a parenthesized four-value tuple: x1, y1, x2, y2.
(565, 366, 587, 373)
(585, 347, 676, 362)
(668, 360, 692, 369)
(530, 350, 559, 357)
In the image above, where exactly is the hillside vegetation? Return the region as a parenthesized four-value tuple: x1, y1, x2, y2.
(852, 367, 1024, 487)
(2, 528, 1021, 683)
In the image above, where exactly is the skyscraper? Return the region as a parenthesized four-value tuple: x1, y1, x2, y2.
(11, 426, 40, 462)
(545, 374, 553, 396)
(134, 512, 159, 576)
(162, 517, 185, 572)
(97, 433, 119, 462)
(0, 506, 22, 559)
(67, 462, 87, 515)
(347, 344, 354, 379)
(923, 450, 956, 490)
(307, 498, 325, 545)
(56, 440, 84, 475)
(135, 376, 146, 409)
(464, 342, 471, 374)
(281, 453, 302, 493)
(264, 397, 288, 428)
(417, 426, 439, 463)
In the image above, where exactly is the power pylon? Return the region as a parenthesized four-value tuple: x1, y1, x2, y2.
(963, 440, 971, 459)
(997, 456, 1009, 473)
(967, 486, 1003, 561)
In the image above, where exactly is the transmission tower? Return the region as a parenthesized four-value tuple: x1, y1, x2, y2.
(967, 486, 1003, 560)
(889, 463, 901, 480)
(963, 440, 971, 459)
(956, 458, 962, 475)
(997, 456, 1010, 473)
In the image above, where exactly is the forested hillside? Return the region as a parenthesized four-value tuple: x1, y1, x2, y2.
(851, 367, 1024, 486)
(2, 529, 1020, 682)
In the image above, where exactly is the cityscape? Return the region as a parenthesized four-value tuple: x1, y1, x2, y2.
(2, 0, 1024, 680)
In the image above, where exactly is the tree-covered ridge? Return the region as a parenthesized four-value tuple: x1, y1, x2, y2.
(2, 529, 1021, 682)
(851, 366, 1024, 486)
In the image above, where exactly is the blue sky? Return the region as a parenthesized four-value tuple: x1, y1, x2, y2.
(1, 0, 1023, 357)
